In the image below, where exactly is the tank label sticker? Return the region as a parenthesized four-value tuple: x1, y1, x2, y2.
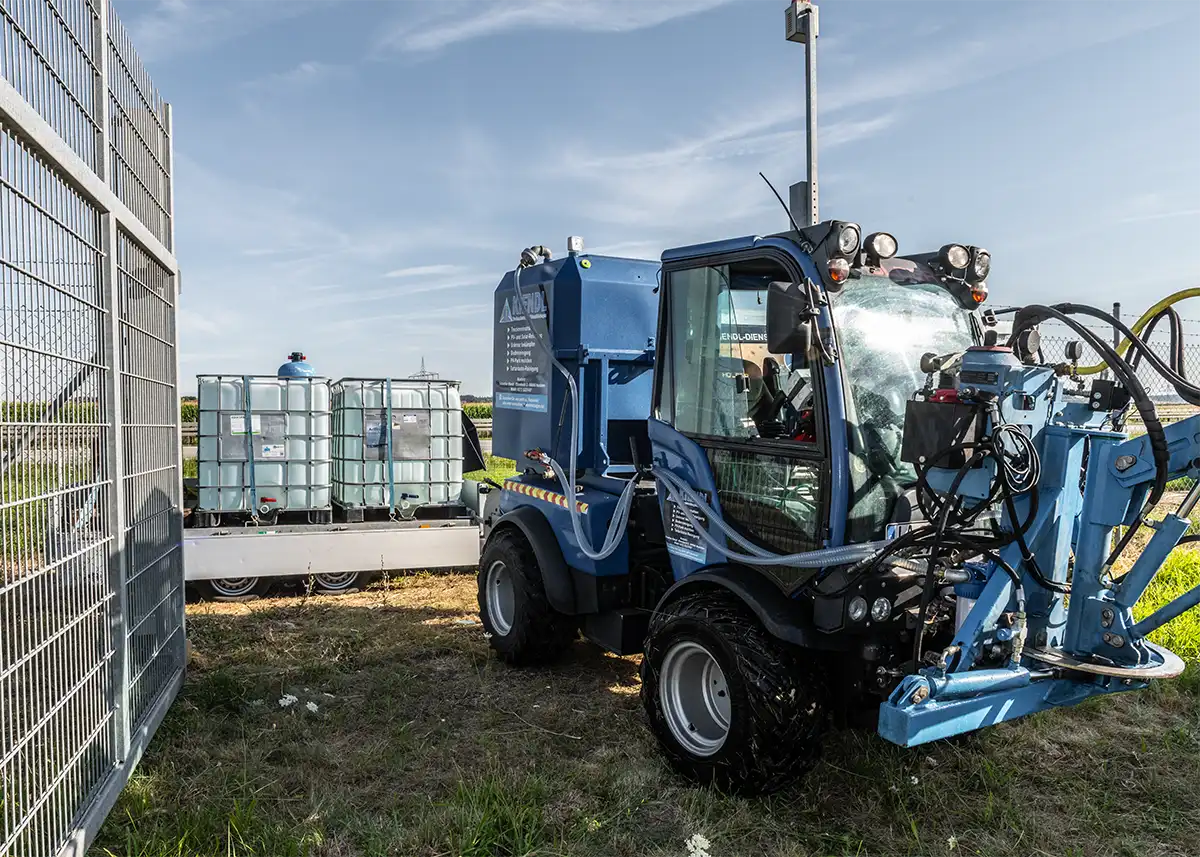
(664, 494, 708, 564)
(229, 414, 262, 435)
(260, 444, 285, 459)
(364, 411, 432, 459)
(494, 289, 549, 413)
(503, 479, 588, 513)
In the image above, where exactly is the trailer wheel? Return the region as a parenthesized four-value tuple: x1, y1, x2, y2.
(201, 577, 270, 601)
(309, 571, 368, 594)
(478, 529, 578, 665)
(640, 590, 828, 795)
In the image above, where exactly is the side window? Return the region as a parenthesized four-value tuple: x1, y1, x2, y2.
(661, 265, 815, 444)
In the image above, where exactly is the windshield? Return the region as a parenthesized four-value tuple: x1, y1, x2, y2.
(832, 274, 976, 541)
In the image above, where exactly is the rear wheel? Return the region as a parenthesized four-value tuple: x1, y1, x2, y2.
(309, 571, 368, 594)
(201, 577, 270, 601)
(478, 530, 578, 664)
(640, 590, 828, 795)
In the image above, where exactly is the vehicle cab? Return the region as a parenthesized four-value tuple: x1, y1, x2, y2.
(650, 222, 991, 584)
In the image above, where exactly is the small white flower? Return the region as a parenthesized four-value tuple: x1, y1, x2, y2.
(685, 833, 712, 857)
(278, 694, 298, 708)
(306, 701, 319, 713)
(585, 818, 602, 833)
(910, 775, 920, 786)
(948, 835, 959, 851)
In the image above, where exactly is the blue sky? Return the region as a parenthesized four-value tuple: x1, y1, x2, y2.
(113, 0, 1200, 395)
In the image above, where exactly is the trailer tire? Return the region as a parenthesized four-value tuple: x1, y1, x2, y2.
(478, 529, 578, 665)
(641, 589, 828, 795)
(200, 576, 271, 601)
(308, 571, 370, 595)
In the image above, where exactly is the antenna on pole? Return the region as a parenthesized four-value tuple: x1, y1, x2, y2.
(785, 1, 819, 227)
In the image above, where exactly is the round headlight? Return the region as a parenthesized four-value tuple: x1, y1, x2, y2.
(836, 223, 861, 257)
(970, 248, 990, 282)
(848, 596, 868, 622)
(940, 243, 970, 270)
(827, 257, 851, 284)
(864, 232, 897, 260)
(871, 597, 892, 622)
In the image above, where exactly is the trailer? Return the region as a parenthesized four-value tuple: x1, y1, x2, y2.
(184, 481, 494, 597)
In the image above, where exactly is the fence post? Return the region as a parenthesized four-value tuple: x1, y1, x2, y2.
(96, 0, 132, 765)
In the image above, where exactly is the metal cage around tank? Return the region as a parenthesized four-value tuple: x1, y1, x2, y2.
(195, 374, 332, 522)
(0, 1, 184, 855)
(331, 377, 463, 518)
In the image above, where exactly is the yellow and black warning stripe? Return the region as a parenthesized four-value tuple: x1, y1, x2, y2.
(503, 479, 589, 513)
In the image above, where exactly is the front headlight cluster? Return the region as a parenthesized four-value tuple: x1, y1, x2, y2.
(939, 243, 990, 283)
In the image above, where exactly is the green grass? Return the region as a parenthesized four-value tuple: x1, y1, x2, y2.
(88, 574, 1200, 857)
(1135, 545, 1200, 670)
(465, 454, 516, 484)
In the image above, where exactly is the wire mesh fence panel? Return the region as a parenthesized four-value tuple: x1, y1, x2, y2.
(116, 231, 181, 729)
(105, 1, 170, 250)
(0, 0, 103, 173)
(1, 0, 181, 854)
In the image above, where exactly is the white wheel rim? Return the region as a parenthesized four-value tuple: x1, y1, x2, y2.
(314, 572, 357, 591)
(485, 560, 515, 636)
(211, 577, 257, 598)
(660, 640, 731, 757)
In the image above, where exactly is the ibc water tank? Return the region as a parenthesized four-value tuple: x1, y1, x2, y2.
(196, 373, 332, 521)
(331, 377, 463, 516)
(278, 351, 315, 378)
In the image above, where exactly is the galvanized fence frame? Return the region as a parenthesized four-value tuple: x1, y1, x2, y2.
(0, 1, 183, 855)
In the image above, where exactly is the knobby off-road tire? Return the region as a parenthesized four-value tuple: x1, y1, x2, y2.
(640, 589, 828, 795)
(477, 530, 578, 665)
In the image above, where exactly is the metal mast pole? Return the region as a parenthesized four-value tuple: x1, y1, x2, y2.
(786, 1, 819, 226)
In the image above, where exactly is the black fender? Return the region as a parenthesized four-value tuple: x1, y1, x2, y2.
(484, 506, 576, 615)
(654, 565, 851, 652)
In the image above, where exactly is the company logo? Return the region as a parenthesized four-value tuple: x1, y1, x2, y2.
(499, 291, 546, 323)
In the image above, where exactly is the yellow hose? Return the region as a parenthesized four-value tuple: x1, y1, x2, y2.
(1076, 288, 1200, 375)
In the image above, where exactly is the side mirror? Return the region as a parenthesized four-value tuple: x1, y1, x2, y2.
(766, 280, 813, 356)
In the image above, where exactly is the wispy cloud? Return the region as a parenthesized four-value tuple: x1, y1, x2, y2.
(383, 264, 465, 279)
(120, 0, 329, 62)
(376, 0, 737, 55)
(241, 61, 349, 97)
(1118, 208, 1200, 225)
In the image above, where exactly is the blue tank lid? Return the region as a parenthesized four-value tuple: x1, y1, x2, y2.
(278, 351, 315, 377)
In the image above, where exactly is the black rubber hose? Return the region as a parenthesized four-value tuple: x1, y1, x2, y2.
(1054, 303, 1200, 405)
(912, 450, 987, 667)
(1010, 305, 1168, 504)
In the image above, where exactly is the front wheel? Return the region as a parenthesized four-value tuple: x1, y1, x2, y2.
(640, 590, 828, 795)
(477, 529, 578, 665)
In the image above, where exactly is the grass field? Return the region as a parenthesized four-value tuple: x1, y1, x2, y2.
(92, 456, 1199, 856)
(88, 573, 1199, 857)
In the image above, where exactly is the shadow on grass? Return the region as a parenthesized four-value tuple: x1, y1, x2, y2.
(90, 575, 1200, 857)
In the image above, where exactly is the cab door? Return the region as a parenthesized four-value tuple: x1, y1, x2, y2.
(649, 248, 832, 588)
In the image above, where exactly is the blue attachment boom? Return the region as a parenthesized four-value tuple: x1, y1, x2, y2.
(878, 346, 1196, 746)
